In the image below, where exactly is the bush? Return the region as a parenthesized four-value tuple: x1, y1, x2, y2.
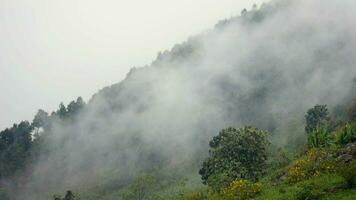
(223, 179, 262, 200)
(295, 183, 325, 200)
(287, 149, 336, 183)
(339, 161, 356, 188)
(206, 172, 232, 192)
(307, 126, 332, 148)
(335, 123, 356, 146)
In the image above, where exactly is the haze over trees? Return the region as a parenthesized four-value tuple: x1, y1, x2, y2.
(0, 0, 356, 199)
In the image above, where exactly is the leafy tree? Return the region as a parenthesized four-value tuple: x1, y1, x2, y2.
(32, 109, 49, 128)
(53, 97, 85, 121)
(57, 103, 68, 119)
(305, 105, 329, 134)
(0, 121, 34, 178)
(67, 97, 85, 117)
(32, 109, 50, 136)
(199, 127, 270, 190)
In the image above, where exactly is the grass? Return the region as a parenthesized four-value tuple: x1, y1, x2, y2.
(254, 173, 355, 200)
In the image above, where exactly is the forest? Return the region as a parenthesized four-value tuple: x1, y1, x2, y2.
(1, 0, 356, 199)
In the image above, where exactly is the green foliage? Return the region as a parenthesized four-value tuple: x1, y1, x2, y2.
(267, 146, 294, 170)
(55, 97, 86, 121)
(338, 161, 356, 189)
(286, 149, 337, 184)
(0, 121, 34, 178)
(307, 126, 332, 148)
(0, 97, 86, 180)
(335, 124, 356, 145)
(223, 179, 262, 200)
(305, 105, 329, 134)
(32, 109, 50, 129)
(181, 190, 207, 200)
(295, 183, 325, 200)
(199, 126, 269, 190)
(121, 174, 159, 200)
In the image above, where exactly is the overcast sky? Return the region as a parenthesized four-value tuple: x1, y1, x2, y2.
(0, 0, 268, 129)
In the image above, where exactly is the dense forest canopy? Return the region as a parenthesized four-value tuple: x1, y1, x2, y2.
(0, 0, 356, 199)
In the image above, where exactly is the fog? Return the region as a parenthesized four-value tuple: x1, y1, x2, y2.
(0, 0, 267, 130)
(3, 0, 356, 199)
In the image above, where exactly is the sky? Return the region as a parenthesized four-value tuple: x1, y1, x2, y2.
(0, 0, 268, 129)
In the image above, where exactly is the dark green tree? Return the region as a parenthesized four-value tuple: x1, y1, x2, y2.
(199, 126, 270, 190)
(32, 109, 49, 128)
(0, 121, 34, 178)
(305, 105, 329, 134)
(66, 97, 85, 119)
(57, 103, 68, 119)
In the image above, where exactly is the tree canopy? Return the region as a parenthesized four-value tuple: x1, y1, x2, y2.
(199, 126, 270, 190)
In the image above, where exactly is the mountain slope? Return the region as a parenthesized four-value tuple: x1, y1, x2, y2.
(1, 0, 356, 199)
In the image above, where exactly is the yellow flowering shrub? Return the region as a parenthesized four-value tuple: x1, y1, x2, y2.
(287, 149, 336, 183)
(223, 179, 262, 200)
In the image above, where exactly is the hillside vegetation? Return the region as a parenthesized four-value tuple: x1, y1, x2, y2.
(1, 0, 356, 199)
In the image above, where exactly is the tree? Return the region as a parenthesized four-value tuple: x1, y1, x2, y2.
(0, 121, 34, 178)
(199, 127, 269, 190)
(32, 109, 49, 128)
(32, 109, 50, 135)
(67, 97, 85, 119)
(305, 105, 329, 134)
(57, 103, 67, 119)
(241, 8, 247, 16)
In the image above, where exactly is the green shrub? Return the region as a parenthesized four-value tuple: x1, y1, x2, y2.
(286, 149, 337, 183)
(308, 126, 332, 148)
(335, 124, 356, 146)
(206, 172, 232, 192)
(295, 183, 325, 200)
(339, 161, 356, 189)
